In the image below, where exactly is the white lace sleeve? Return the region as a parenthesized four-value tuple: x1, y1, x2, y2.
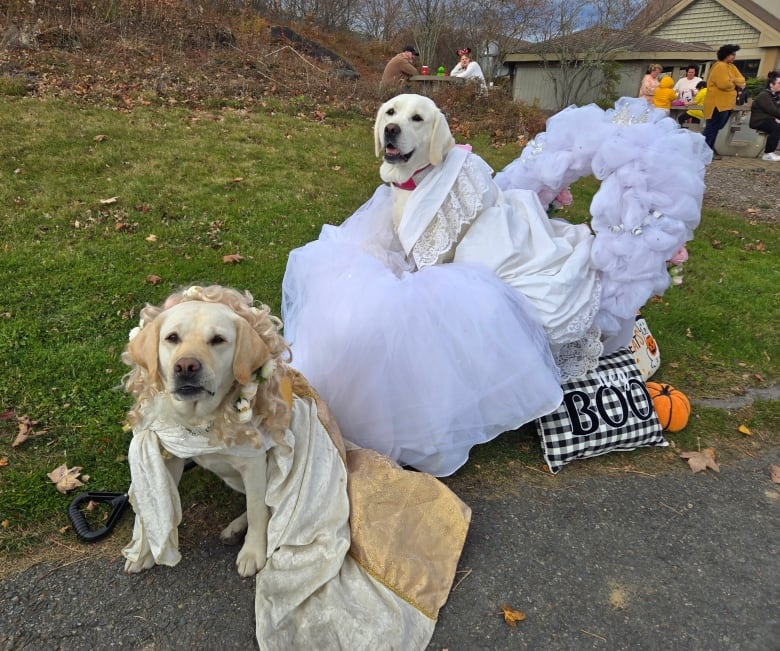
(411, 154, 497, 268)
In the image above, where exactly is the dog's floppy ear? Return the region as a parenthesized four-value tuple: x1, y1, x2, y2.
(126, 317, 163, 384)
(374, 105, 386, 158)
(233, 318, 270, 386)
(428, 109, 455, 166)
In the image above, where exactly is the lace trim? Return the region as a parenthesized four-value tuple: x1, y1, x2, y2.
(544, 275, 602, 346)
(411, 156, 493, 269)
(552, 324, 604, 382)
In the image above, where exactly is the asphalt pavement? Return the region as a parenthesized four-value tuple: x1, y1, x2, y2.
(2, 447, 778, 650)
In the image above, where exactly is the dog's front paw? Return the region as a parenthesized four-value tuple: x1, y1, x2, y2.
(235, 538, 267, 577)
(124, 553, 156, 574)
(220, 512, 248, 546)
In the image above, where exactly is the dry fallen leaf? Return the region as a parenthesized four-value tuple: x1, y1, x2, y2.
(0, 457, 8, 467)
(47, 464, 85, 494)
(501, 604, 526, 627)
(145, 233, 158, 242)
(680, 448, 720, 473)
(93, 134, 107, 142)
(146, 274, 162, 285)
(100, 196, 119, 205)
(770, 465, 780, 484)
(1, 519, 9, 528)
(737, 424, 752, 436)
(12, 415, 39, 448)
(222, 253, 243, 264)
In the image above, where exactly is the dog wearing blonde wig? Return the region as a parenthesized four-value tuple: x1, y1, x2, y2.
(121, 285, 291, 578)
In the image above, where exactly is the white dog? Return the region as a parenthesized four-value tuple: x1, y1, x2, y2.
(374, 93, 456, 228)
(121, 285, 292, 578)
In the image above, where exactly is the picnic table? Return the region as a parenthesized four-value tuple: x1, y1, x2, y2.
(408, 74, 465, 95)
(669, 104, 766, 157)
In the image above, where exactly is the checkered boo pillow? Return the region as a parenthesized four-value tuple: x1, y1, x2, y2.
(536, 348, 667, 473)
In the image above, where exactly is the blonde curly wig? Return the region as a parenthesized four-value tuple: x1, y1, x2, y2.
(122, 285, 292, 447)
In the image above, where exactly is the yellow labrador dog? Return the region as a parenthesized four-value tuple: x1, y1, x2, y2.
(121, 285, 291, 578)
(374, 93, 455, 228)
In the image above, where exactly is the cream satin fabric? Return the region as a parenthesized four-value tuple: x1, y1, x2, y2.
(397, 146, 601, 348)
(123, 376, 471, 650)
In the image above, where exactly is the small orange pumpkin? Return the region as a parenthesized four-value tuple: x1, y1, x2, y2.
(646, 382, 691, 432)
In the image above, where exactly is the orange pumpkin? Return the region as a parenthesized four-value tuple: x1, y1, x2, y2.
(646, 382, 691, 432)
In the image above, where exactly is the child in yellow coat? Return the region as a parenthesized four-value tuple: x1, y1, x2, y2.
(653, 76, 677, 112)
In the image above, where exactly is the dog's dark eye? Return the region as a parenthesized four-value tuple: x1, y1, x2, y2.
(210, 335, 226, 345)
(165, 333, 180, 344)
(386, 108, 395, 116)
(412, 114, 423, 122)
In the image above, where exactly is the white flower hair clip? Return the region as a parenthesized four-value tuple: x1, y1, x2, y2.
(235, 375, 260, 423)
(236, 360, 276, 421)
(260, 358, 276, 381)
(128, 319, 145, 341)
(183, 285, 204, 299)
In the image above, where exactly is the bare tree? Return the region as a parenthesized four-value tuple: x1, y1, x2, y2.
(352, 0, 407, 39)
(447, 0, 546, 81)
(526, 0, 646, 109)
(405, 0, 447, 70)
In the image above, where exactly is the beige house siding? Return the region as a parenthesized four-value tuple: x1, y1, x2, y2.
(511, 62, 698, 111)
(505, 0, 780, 108)
(652, 0, 761, 45)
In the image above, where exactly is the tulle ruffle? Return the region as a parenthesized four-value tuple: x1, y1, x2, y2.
(282, 189, 563, 476)
(495, 97, 711, 341)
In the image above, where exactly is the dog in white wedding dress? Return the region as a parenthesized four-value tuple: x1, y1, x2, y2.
(282, 94, 711, 476)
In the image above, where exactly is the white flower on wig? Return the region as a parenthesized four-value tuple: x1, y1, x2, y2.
(183, 286, 203, 298)
(260, 359, 276, 381)
(235, 375, 259, 423)
(128, 319, 145, 341)
(235, 398, 253, 423)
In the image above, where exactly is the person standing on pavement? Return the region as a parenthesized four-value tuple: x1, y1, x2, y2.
(702, 44, 746, 159)
(749, 71, 780, 161)
(381, 45, 419, 94)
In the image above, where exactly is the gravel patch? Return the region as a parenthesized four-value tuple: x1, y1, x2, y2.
(703, 162, 778, 223)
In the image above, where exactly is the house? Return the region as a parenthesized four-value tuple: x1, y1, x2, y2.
(504, 0, 780, 111)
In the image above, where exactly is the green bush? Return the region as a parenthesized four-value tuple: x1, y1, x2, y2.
(745, 76, 766, 99)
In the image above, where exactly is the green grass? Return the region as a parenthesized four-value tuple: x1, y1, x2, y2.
(1, 98, 778, 555)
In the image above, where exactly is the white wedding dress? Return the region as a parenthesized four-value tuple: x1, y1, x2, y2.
(282, 97, 711, 476)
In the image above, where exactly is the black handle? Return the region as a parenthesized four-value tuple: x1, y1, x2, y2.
(68, 492, 129, 542)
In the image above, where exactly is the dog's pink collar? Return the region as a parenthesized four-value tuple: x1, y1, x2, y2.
(393, 165, 431, 191)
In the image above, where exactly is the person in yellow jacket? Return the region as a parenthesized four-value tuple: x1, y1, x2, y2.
(702, 44, 746, 157)
(652, 76, 677, 112)
(678, 81, 707, 126)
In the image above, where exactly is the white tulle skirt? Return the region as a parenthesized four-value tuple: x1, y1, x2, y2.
(282, 187, 563, 476)
(282, 97, 711, 476)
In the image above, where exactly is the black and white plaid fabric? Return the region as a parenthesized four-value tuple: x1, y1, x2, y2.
(537, 348, 667, 473)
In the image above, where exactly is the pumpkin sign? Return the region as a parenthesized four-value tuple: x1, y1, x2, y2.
(646, 382, 691, 432)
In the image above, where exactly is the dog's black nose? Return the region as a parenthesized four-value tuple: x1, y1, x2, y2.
(174, 357, 201, 378)
(384, 123, 400, 139)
